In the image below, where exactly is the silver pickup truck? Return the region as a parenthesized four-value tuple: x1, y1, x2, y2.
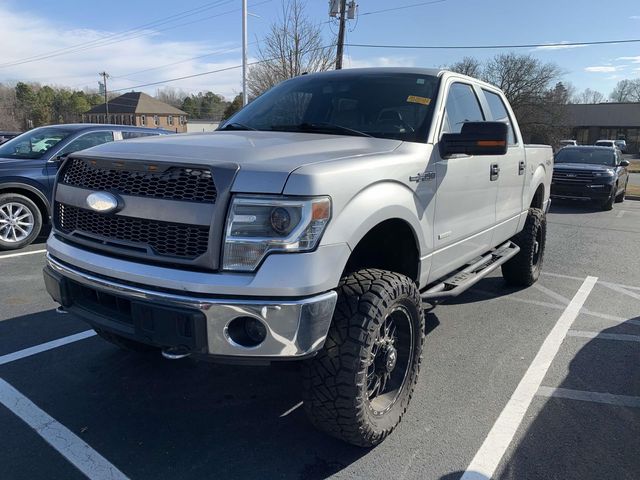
(43, 68, 552, 447)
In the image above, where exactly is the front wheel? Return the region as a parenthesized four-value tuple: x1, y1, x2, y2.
(0, 193, 43, 250)
(502, 208, 546, 287)
(302, 269, 425, 447)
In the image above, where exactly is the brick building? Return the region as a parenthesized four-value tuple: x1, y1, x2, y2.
(83, 92, 188, 133)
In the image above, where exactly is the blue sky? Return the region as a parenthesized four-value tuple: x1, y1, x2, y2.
(1, 0, 639, 100)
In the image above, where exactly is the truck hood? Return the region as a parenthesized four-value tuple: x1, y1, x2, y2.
(76, 131, 403, 193)
(553, 162, 614, 172)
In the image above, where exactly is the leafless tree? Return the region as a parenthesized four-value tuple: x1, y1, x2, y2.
(573, 88, 606, 104)
(448, 57, 482, 78)
(155, 87, 191, 108)
(609, 79, 640, 102)
(482, 53, 562, 112)
(247, 0, 334, 98)
(0, 83, 21, 130)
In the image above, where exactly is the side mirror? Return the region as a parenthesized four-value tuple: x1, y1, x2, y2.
(440, 122, 509, 157)
(619, 159, 630, 167)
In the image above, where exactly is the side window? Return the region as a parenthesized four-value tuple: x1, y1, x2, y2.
(441, 83, 484, 135)
(483, 90, 517, 145)
(121, 131, 159, 140)
(57, 131, 114, 156)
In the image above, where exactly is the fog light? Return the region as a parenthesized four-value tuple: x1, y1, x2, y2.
(226, 317, 268, 347)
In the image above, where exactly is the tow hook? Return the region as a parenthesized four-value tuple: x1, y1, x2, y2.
(161, 347, 191, 360)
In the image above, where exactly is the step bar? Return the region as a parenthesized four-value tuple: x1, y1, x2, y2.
(421, 241, 520, 303)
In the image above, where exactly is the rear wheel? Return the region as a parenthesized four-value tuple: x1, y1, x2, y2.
(94, 328, 158, 353)
(502, 208, 546, 287)
(0, 193, 42, 251)
(302, 269, 425, 447)
(615, 180, 627, 203)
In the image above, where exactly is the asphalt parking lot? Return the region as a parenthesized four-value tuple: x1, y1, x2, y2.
(1, 199, 639, 480)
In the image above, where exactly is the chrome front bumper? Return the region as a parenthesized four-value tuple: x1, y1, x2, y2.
(44, 254, 337, 359)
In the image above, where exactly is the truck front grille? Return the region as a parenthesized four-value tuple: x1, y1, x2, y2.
(60, 158, 217, 203)
(56, 204, 210, 259)
(552, 170, 594, 184)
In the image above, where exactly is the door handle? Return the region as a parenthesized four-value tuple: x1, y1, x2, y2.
(518, 160, 526, 175)
(490, 163, 500, 181)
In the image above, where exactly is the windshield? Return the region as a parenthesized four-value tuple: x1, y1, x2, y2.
(555, 148, 616, 166)
(0, 127, 74, 159)
(595, 141, 614, 147)
(227, 72, 440, 142)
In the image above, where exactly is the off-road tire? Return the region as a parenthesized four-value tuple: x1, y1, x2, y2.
(94, 328, 157, 353)
(615, 181, 626, 203)
(602, 185, 615, 210)
(0, 193, 43, 251)
(302, 269, 425, 447)
(501, 208, 546, 287)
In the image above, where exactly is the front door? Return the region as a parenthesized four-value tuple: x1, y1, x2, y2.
(429, 81, 499, 282)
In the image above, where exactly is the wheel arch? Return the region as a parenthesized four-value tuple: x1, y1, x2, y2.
(0, 181, 51, 223)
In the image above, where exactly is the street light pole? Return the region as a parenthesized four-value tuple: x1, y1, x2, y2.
(335, 0, 348, 70)
(242, 0, 248, 106)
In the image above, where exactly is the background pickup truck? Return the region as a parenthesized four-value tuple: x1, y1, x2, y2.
(43, 68, 552, 447)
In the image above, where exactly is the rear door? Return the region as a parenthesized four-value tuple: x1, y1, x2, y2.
(480, 88, 525, 243)
(429, 81, 498, 282)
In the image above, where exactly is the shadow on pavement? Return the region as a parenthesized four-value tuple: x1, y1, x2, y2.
(496, 317, 640, 480)
(549, 200, 603, 214)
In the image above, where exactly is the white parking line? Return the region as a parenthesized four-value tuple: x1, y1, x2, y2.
(567, 330, 640, 343)
(0, 378, 128, 479)
(460, 276, 597, 480)
(0, 249, 46, 260)
(537, 386, 640, 408)
(600, 282, 640, 301)
(616, 210, 625, 218)
(0, 331, 96, 366)
(543, 272, 640, 292)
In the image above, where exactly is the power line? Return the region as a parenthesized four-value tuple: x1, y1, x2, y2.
(0, 0, 236, 69)
(344, 38, 640, 50)
(360, 0, 447, 16)
(107, 44, 338, 93)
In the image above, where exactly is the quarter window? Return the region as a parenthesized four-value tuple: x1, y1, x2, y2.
(57, 131, 114, 156)
(483, 90, 517, 145)
(441, 83, 484, 135)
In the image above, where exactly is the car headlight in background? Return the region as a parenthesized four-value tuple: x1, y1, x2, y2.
(592, 169, 615, 177)
(223, 195, 331, 271)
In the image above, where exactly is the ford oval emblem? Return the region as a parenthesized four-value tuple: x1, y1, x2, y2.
(86, 192, 120, 213)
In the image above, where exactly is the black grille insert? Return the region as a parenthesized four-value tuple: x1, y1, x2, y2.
(61, 158, 217, 203)
(56, 204, 209, 259)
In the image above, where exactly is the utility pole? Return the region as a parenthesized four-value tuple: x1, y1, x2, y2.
(335, 0, 347, 70)
(99, 71, 110, 118)
(242, 0, 248, 106)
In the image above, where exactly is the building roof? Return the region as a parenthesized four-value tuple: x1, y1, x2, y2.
(566, 103, 640, 127)
(85, 92, 187, 115)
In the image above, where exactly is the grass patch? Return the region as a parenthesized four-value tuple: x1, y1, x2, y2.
(627, 184, 640, 198)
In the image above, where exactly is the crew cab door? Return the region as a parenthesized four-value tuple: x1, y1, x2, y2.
(480, 88, 525, 243)
(429, 81, 498, 282)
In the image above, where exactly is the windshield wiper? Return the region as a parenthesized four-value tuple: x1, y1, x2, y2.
(218, 122, 257, 131)
(271, 122, 372, 138)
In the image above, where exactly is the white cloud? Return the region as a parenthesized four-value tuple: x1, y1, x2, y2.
(630, 15, 640, 19)
(343, 55, 417, 69)
(616, 56, 640, 63)
(584, 65, 625, 73)
(0, 5, 244, 99)
(534, 42, 587, 51)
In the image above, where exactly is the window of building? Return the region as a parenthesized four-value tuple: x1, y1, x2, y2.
(153, 115, 159, 126)
(483, 90, 517, 145)
(141, 115, 146, 126)
(168, 115, 173, 126)
(179, 116, 184, 126)
(122, 131, 160, 139)
(441, 83, 484, 135)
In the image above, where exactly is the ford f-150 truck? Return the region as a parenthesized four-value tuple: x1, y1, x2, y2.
(43, 68, 552, 447)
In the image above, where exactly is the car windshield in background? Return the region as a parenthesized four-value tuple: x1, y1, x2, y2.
(0, 127, 74, 159)
(555, 148, 616, 166)
(595, 141, 614, 147)
(226, 72, 440, 142)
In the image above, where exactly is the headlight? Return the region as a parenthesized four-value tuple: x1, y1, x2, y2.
(223, 195, 331, 271)
(593, 169, 615, 177)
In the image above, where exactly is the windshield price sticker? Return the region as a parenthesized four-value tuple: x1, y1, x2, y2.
(407, 95, 431, 105)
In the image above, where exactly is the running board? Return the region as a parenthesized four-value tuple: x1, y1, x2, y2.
(421, 241, 520, 302)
